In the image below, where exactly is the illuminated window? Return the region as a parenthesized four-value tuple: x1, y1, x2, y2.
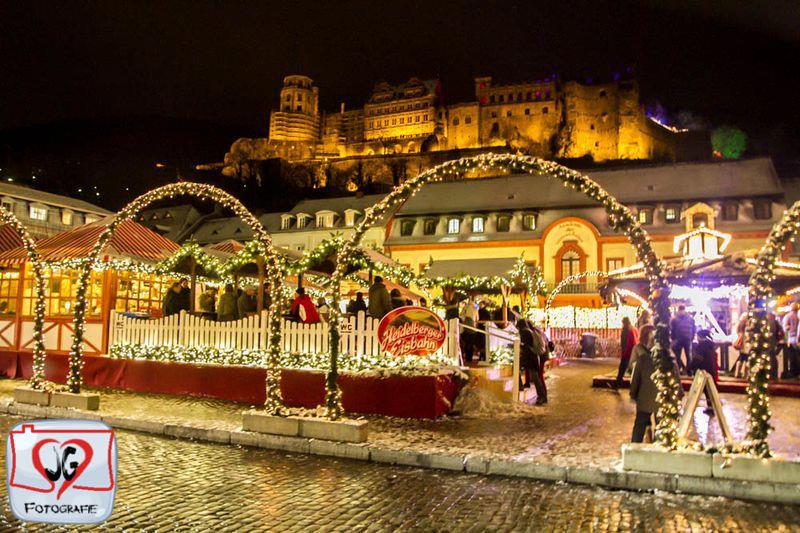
(400, 117, 404, 124)
(23, 265, 103, 317)
(560, 250, 581, 279)
(664, 206, 679, 223)
(637, 208, 653, 225)
(115, 270, 176, 314)
(423, 219, 437, 235)
(400, 220, 415, 236)
(447, 218, 460, 234)
(29, 206, 47, 221)
(423, 114, 428, 121)
(0, 269, 19, 315)
(522, 213, 537, 231)
(496, 215, 510, 232)
(722, 202, 738, 221)
(85, 215, 99, 224)
(61, 210, 73, 225)
(753, 200, 772, 220)
(415, 115, 420, 122)
(606, 258, 624, 271)
(472, 217, 485, 233)
(1, 200, 13, 213)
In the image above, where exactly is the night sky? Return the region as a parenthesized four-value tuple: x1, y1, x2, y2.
(0, 0, 798, 207)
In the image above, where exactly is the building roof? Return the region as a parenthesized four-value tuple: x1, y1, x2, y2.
(395, 158, 782, 216)
(0, 182, 111, 214)
(424, 257, 520, 279)
(288, 194, 386, 216)
(0, 216, 179, 264)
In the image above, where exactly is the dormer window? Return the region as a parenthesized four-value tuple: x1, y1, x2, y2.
(400, 220, 416, 236)
(296, 214, 312, 229)
(29, 205, 47, 221)
(722, 202, 738, 221)
(447, 218, 461, 235)
(1, 198, 14, 214)
(664, 205, 680, 224)
(496, 215, 511, 232)
(522, 213, 537, 231)
(315, 211, 336, 229)
(344, 209, 360, 227)
(472, 216, 485, 233)
(753, 199, 772, 220)
(423, 218, 437, 235)
(637, 208, 653, 225)
(61, 209, 74, 225)
(280, 214, 295, 230)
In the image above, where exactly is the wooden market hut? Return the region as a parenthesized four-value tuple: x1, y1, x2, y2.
(0, 218, 179, 356)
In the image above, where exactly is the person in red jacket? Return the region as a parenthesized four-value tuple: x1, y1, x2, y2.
(290, 288, 321, 324)
(613, 316, 638, 390)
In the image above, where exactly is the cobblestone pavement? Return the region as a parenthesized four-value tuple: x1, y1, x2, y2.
(0, 415, 797, 532)
(1, 359, 798, 469)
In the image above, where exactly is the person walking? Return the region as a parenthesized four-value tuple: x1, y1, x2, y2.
(531, 321, 550, 404)
(670, 305, 695, 372)
(346, 292, 368, 315)
(613, 316, 638, 389)
(368, 276, 392, 319)
(217, 284, 238, 322)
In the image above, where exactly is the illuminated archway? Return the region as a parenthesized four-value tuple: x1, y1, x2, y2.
(328, 154, 679, 449)
(0, 208, 47, 390)
(544, 270, 607, 329)
(68, 183, 286, 413)
(743, 200, 800, 457)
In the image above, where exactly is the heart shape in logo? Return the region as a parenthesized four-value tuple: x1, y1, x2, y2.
(31, 438, 94, 499)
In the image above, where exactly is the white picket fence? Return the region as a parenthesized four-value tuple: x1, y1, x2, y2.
(108, 310, 460, 363)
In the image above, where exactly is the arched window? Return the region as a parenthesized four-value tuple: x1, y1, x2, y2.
(560, 250, 581, 279)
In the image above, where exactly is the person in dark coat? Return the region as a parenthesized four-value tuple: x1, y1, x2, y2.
(162, 282, 183, 317)
(613, 316, 638, 389)
(237, 287, 258, 318)
(630, 325, 659, 442)
(516, 319, 547, 405)
(176, 278, 191, 313)
(217, 284, 238, 322)
(390, 288, 406, 310)
(346, 292, 368, 315)
(690, 329, 719, 415)
(670, 305, 695, 372)
(199, 287, 217, 318)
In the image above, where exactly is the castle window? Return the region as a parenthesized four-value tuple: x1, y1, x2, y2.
(509, 93, 514, 101)
(447, 218, 460, 234)
(524, 108, 530, 115)
(595, 142, 600, 147)
(522, 213, 537, 231)
(424, 114, 428, 120)
(496, 215, 510, 232)
(416, 115, 420, 122)
(664, 206, 680, 223)
(280, 215, 295, 230)
(490, 95, 496, 103)
(637, 208, 654, 225)
(599, 90, 607, 98)
(400, 220, 416, 236)
(542, 107, 549, 114)
(400, 117, 404, 124)
(296, 104, 302, 111)
(384, 120, 388, 126)
(465, 116, 471, 124)
(506, 110, 512, 117)
(517, 92, 522, 101)
(535, 90, 541, 99)
(499, 94, 504, 103)
(590, 124, 595, 130)
(753, 199, 772, 220)
(491, 111, 497, 118)
(423, 219, 437, 235)
(545, 90, 551, 99)
(722, 202, 738, 221)
(526, 92, 532, 101)
(297, 94, 302, 101)
(392, 119, 396, 125)
(61, 210, 73, 225)
(452, 117, 460, 126)
(285, 95, 291, 101)
(472, 216, 485, 233)
(29, 205, 47, 221)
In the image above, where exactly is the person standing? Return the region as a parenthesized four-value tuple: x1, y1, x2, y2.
(317, 297, 331, 321)
(390, 288, 405, 310)
(199, 287, 217, 318)
(217, 284, 238, 322)
(636, 309, 652, 329)
(290, 288, 321, 324)
(346, 292, 368, 315)
(614, 316, 638, 389)
(177, 278, 192, 313)
(516, 318, 547, 405)
(670, 305, 695, 372)
(237, 286, 258, 318)
(629, 324, 681, 442)
(162, 282, 183, 317)
(690, 329, 720, 415)
(531, 321, 550, 404)
(368, 276, 392, 319)
(782, 304, 799, 378)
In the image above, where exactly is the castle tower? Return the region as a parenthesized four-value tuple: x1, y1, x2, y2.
(269, 75, 321, 143)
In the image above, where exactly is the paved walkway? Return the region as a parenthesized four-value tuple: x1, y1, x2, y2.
(0, 414, 797, 531)
(2, 359, 798, 469)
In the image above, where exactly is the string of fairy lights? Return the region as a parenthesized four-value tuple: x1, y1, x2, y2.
(743, 200, 800, 457)
(327, 153, 678, 444)
(0, 207, 47, 390)
(64, 183, 286, 415)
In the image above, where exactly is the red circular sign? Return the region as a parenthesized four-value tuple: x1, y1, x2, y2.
(377, 306, 447, 356)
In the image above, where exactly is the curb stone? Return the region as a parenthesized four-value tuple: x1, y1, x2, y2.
(3, 401, 798, 504)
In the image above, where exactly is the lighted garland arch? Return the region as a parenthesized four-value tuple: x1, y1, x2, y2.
(0, 208, 47, 390)
(543, 271, 607, 329)
(743, 200, 800, 457)
(327, 153, 680, 449)
(67, 183, 286, 414)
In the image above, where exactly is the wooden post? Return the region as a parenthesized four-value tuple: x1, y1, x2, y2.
(298, 272, 304, 289)
(189, 257, 197, 313)
(256, 256, 265, 314)
(500, 284, 511, 324)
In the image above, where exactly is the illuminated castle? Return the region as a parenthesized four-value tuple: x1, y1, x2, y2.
(261, 73, 689, 162)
